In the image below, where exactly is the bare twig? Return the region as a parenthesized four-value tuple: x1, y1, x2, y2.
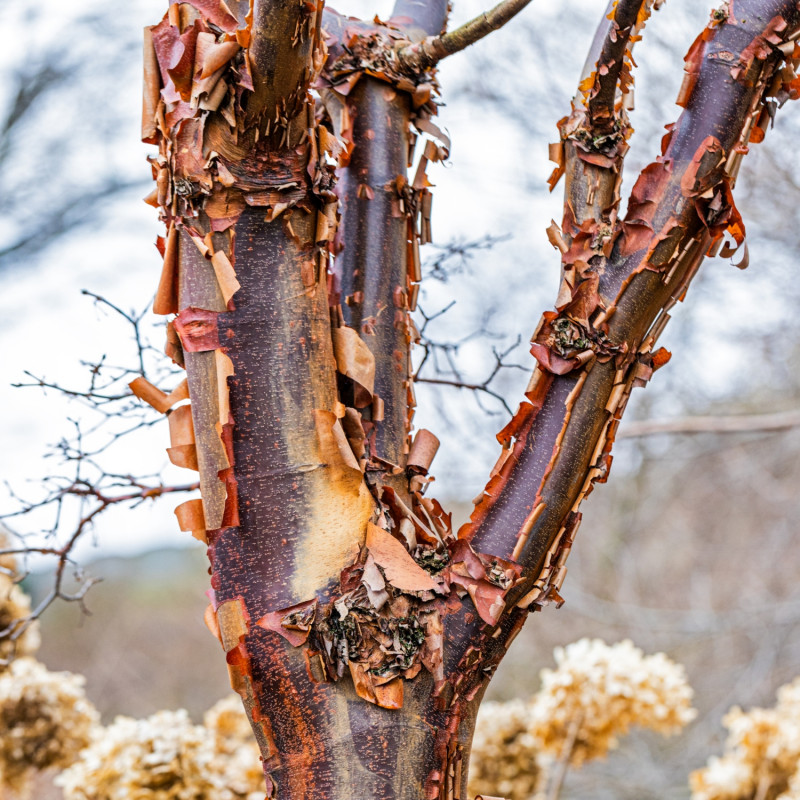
(415, 338, 526, 417)
(424, 235, 509, 283)
(397, 0, 534, 71)
(81, 289, 150, 376)
(1, 289, 190, 647)
(414, 301, 526, 416)
(618, 409, 800, 439)
(546, 711, 584, 800)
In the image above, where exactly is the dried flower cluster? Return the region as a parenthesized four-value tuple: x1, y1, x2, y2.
(0, 533, 40, 667)
(57, 709, 221, 800)
(469, 639, 696, 799)
(529, 638, 696, 764)
(0, 657, 98, 795)
(690, 677, 800, 800)
(57, 700, 264, 800)
(0, 532, 14, 576)
(0, 580, 41, 666)
(469, 698, 545, 800)
(203, 696, 264, 800)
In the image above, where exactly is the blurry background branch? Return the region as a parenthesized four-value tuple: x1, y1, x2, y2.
(618, 408, 800, 439)
(0, 290, 193, 653)
(0, 5, 148, 272)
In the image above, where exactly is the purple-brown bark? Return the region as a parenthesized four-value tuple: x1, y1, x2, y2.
(140, 1, 800, 798)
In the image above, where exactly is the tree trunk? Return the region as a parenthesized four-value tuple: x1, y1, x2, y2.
(142, 0, 800, 797)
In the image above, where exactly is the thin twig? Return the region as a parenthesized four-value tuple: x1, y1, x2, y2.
(424, 235, 509, 283)
(414, 301, 525, 416)
(2, 289, 188, 646)
(546, 711, 583, 800)
(397, 0, 534, 70)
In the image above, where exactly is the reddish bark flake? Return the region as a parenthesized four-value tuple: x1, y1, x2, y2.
(173, 307, 221, 352)
(256, 599, 318, 647)
(171, 0, 240, 32)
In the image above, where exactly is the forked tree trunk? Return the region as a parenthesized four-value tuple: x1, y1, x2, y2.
(138, 1, 800, 797)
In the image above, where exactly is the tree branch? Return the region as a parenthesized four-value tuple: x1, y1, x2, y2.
(2, 283, 197, 655)
(397, 0, 534, 71)
(333, 77, 414, 488)
(320, 11, 453, 494)
(415, 322, 527, 417)
(470, 0, 800, 581)
(2, 460, 199, 662)
(440, 0, 800, 735)
(618, 408, 800, 439)
(549, 0, 659, 229)
(586, 0, 651, 134)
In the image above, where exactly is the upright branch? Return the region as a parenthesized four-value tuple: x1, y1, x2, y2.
(427, 1, 800, 792)
(453, 0, 800, 721)
(549, 0, 659, 227)
(586, 0, 656, 134)
(322, 3, 450, 497)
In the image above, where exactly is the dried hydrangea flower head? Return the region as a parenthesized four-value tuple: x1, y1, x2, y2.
(777, 678, 800, 715)
(56, 709, 225, 800)
(57, 704, 269, 800)
(468, 697, 545, 800)
(469, 639, 695, 799)
(0, 581, 41, 667)
(528, 638, 696, 765)
(0, 528, 15, 577)
(778, 769, 800, 800)
(691, 676, 800, 800)
(0, 657, 98, 796)
(203, 695, 264, 799)
(690, 754, 757, 800)
(0, 532, 40, 668)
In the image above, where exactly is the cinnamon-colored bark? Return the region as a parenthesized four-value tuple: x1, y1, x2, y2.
(335, 79, 413, 485)
(141, 1, 800, 798)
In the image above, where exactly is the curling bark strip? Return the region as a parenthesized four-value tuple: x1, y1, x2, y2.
(139, 1, 800, 798)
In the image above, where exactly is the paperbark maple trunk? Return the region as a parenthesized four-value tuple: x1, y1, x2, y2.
(139, 1, 800, 798)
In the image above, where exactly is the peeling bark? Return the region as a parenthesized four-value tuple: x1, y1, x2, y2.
(335, 78, 414, 488)
(140, 1, 800, 798)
